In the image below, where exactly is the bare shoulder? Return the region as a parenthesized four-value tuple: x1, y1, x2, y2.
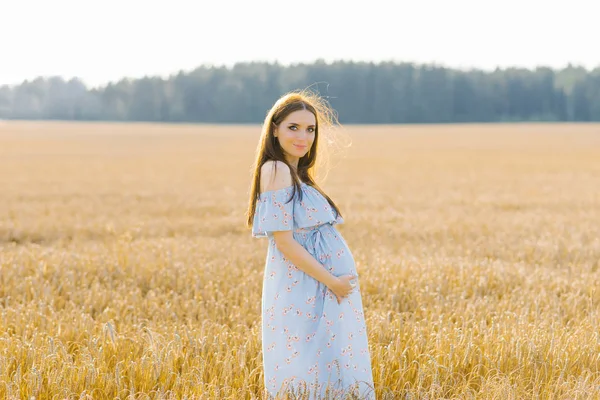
(260, 160, 293, 193)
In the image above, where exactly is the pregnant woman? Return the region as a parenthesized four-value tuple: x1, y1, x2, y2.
(246, 90, 376, 399)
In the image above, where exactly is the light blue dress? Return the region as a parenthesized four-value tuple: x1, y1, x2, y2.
(252, 183, 376, 399)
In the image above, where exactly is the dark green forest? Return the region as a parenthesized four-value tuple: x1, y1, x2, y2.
(1, 60, 599, 123)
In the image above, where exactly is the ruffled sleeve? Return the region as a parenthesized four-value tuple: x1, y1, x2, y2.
(252, 186, 295, 238)
(294, 184, 344, 228)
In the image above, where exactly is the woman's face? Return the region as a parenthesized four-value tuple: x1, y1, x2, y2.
(274, 109, 316, 164)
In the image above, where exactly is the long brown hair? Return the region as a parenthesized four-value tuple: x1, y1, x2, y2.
(245, 89, 347, 228)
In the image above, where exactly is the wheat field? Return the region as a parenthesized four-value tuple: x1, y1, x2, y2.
(0, 121, 599, 399)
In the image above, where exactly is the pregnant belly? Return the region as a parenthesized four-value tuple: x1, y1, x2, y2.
(294, 223, 357, 278)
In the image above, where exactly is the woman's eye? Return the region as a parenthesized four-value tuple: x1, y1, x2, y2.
(308, 128, 315, 133)
(289, 126, 297, 131)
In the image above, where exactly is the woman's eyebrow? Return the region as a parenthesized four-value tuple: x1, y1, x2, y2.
(288, 122, 316, 127)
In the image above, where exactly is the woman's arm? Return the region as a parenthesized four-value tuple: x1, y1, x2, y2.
(259, 160, 355, 302)
(273, 231, 338, 288)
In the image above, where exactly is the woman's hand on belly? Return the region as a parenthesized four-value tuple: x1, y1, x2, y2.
(327, 274, 358, 304)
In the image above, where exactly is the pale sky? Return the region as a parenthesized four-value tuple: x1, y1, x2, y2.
(1, 0, 598, 88)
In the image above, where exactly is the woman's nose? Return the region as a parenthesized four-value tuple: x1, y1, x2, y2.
(298, 130, 309, 138)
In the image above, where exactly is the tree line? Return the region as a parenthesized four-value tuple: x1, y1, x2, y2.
(0, 60, 599, 123)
